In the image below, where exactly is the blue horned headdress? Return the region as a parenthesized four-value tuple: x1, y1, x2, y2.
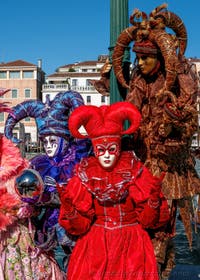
(4, 90, 84, 144)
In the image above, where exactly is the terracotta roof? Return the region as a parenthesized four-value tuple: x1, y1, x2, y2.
(59, 63, 75, 68)
(76, 61, 98, 66)
(189, 58, 200, 62)
(59, 60, 99, 68)
(47, 72, 101, 78)
(0, 60, 36, 67)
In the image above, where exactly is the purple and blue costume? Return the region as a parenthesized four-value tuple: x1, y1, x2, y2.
(4, 90, 92, 271)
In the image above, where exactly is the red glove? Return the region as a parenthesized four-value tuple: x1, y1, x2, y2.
(138, 173, 165, 228)
(56, 183, 75, 216)
(56, 177, 93, 215)
(149, 172, 165, 203)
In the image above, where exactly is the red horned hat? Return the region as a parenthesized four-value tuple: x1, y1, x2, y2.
(68, 102, 141, 140)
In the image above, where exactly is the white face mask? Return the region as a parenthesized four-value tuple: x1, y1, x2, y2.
(43, 135, 62, 158)
(96, 143, 119, 169)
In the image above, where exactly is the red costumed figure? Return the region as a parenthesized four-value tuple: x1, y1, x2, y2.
(58, 102, 170, 280)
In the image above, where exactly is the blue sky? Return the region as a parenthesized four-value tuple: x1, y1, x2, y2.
(1, 0, 199, 75)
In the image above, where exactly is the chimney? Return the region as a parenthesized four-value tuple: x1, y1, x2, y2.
(38, 59, 42, 69)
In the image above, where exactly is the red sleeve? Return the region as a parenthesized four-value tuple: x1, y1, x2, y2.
(152, 193, 170, 229)
(59, 205, 94, 235)
(129, 162, 158, 203)
(136, 192, 170, 229)
(58, 176, 95, 235)
(129, 163, 169, 228)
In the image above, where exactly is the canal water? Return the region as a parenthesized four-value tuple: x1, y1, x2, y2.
(174, 217, 200, 264)
(173, 158, 200, 265)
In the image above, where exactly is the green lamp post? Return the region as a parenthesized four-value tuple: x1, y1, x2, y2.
(109, 0, 130, 104)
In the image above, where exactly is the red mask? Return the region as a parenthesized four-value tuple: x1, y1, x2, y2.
(92, 136, 121, 158)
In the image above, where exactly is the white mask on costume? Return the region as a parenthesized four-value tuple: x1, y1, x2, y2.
(43, 135, 69, 158)
(96, 143, 119, 169)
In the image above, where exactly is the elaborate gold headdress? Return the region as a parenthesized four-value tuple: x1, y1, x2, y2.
(112, 3, 187, 91)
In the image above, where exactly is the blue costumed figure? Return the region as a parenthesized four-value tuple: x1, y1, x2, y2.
(4, 90, 92, 271)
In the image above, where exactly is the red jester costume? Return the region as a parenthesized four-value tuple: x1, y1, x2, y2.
(57, 102, 170, 280)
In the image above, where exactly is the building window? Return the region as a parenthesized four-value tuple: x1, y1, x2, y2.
(0, 113, 4, 122)
(12, 89, 18, 98)
(9, 71, 20, 79)
(82, 69, 87, 72)
(101, 95, 106, 103)
(25, 133, 31, 142)
(86, 79, 92, 87)
(86, 96, 91, 104)
(23, 70, 34, 79)
(72, 79, 77, 86)
(24, 88, 31, 98)
(0, 71, 7, 79)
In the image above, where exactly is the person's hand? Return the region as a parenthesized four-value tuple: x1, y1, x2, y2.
(101, 58, 112, 76)
(149, 173, 165, 204)
(57, 181, 92, 214)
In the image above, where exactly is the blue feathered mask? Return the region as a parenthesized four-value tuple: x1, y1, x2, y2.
(4, 90, 84, 144)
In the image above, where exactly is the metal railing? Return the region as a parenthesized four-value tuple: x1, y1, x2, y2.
(42, 84, 96, 92)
